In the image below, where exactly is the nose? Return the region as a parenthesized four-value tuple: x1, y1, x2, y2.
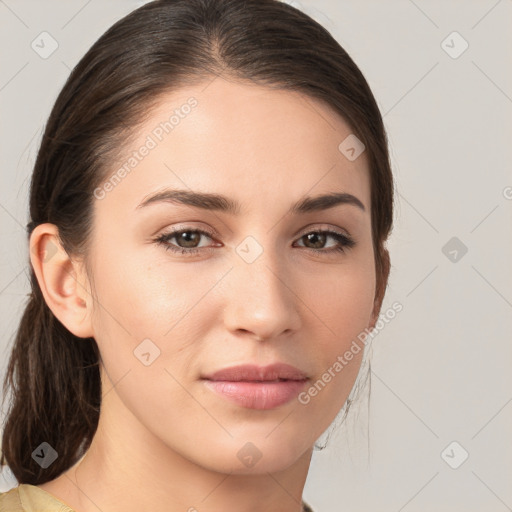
(222, 250, 302, 342)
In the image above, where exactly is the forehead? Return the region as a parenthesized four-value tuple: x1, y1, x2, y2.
(99, 76, 371, 216)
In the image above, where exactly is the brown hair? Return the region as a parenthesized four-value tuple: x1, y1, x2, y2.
(1, 0, 393, 485)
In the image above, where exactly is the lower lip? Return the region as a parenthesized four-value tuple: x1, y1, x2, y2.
(203, 379, 308, 410)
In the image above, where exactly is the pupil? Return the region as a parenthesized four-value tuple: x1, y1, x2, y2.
(306, 233, 325, 249)
(179, 232, 199, 248)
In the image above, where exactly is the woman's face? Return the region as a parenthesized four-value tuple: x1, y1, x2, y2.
(85, 77, 377, 474)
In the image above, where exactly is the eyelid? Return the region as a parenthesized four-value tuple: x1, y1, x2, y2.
(157, 223, 351, 243)
(296, 224, 351, 238)
(162, 226, 218, 243)
(291, 222, 355, 247)
(157, 224, 217, 239)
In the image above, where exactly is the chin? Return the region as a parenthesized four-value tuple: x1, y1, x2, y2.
(190, 430, 315, 475)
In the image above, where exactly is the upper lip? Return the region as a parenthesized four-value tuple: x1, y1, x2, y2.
(202, 363, 308, 382)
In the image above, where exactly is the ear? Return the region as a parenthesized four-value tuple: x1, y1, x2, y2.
(29, 223, 94, 339)
(368, 246, 391, 330)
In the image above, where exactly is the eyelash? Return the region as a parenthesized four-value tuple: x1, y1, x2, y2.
(154, 227, 356, 256)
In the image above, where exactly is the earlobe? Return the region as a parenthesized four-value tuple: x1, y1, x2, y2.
(29, 223, 94, 339)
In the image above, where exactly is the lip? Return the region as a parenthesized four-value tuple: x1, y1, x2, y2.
(202, 363, 309, 410)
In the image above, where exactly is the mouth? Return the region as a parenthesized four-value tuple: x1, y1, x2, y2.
(201, 363, 309, 410)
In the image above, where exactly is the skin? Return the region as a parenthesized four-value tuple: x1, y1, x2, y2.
(31, 76, 388, 512)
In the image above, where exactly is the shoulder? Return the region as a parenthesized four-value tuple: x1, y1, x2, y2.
(0, 485, 24, 512)
(0, 484, 75, 512)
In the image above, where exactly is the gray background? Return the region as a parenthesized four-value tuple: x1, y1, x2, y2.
(1, 0, 511, 510)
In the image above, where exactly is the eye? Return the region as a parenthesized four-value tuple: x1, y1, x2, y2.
(154, 228, 218, 255)
(153, 227, 356, 256)
(294, 229, 355, 254)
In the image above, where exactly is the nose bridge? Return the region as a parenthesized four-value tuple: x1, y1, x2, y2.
(223, 236, 301, 340)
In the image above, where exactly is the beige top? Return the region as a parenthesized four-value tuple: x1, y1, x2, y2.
(0, 484, 314, 511)
(0, 484, 74, 511)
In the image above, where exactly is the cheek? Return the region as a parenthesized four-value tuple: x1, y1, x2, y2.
(89, 242, 211, 338)
(86, 249, 217, 431)
(87, 243, 228, 387)
(296, 257, 375, 413)
(303, 256, 376, 349)
(311, 276, 374, 331)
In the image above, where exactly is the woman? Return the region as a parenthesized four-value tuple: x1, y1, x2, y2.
(0, 0, 393, 510)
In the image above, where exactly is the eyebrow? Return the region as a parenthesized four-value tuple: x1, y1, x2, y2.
(136, 189, 366, 215)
